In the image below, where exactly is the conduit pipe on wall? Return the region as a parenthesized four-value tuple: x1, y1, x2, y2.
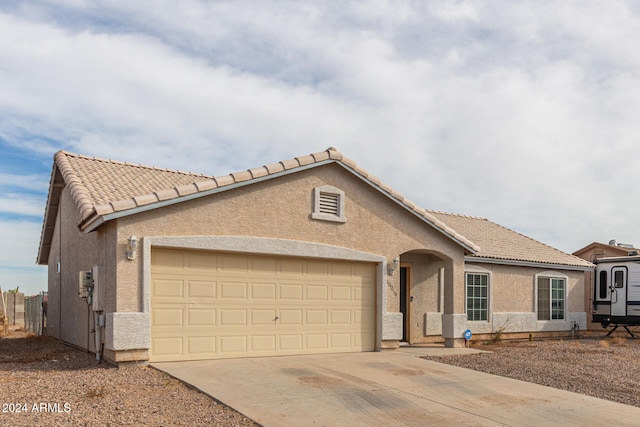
(93, 311, 102, 362)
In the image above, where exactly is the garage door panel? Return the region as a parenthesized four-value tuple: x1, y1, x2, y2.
(280, 334, 303, 350)
(188, 280, 217, 298)
(220, 336, 247, 353)
(220, 309, 247, 326)
(329, 262, 353, 277)
(187, 252, 219, 271)
(306, 285, 328, 300)
(279, 283, 303, 300)
(220, 254, 249, 272)
(220, 282, 248, 299)
(306, 310, 328, 324)
(354, 308, 374, 324)
(187, 337, 216, 354)
(250, 335, 276, 352)
(152, 308, 183, 326)
(355, 333, 374, 349)
(280, 259, 304, 275)
(251, 309, 277, 325)
(250, 283, 277, 299)
(279, 309, 302, 325)
(355, 286, 375, 301)
(152, 337, 183, 356)
(305, 334, 327, 349)
(250, 257, 278, 274)
(331, 333, 351, 348)
(153, 279, 184, 298)
(151, 250, 185, 270)
(151, 248, 376, 361)
(331, 286, 351, 301)
(306, 260, 329, 276)
(331, 310, 351, 324)
(187, 308, 216, 326)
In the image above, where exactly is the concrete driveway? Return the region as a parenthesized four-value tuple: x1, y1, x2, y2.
(153, 347, 640, 426)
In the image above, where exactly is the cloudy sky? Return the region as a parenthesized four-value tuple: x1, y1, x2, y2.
(2, 1, 640, 295)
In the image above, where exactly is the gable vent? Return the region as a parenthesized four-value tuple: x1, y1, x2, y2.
(312, 185, 346, 223)
(319, 192, 340, 215)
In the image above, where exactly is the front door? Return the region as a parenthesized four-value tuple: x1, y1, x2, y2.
(400, 266, 409, 342)
(611, 267, 627, 317)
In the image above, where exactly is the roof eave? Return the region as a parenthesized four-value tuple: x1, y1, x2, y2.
(81, 159, 337, 233)
(36, 166, 65, 265)
(80, 156, 479, 254)
(465, 255, 595, 271)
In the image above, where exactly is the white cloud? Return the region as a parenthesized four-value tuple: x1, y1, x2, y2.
(1, 0, 640, 261)
(0, 172, 49, 190)
(0, 220, 47, 295)
(0, 194, 46, 217)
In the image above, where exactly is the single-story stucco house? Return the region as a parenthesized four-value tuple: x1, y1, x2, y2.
(37, 147, 593, 364)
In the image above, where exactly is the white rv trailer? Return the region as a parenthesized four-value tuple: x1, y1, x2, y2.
(593, 254, 640, 336)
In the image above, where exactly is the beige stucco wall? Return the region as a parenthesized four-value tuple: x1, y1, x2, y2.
(459, 263, 586, 336)
(464, 263, 585, 314)
(48, 161, 591, 360)
(116, 164, 467, 315)
(46, 186, 116, 352)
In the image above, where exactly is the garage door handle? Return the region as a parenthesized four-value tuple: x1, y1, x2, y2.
(274, 316, 279, 321)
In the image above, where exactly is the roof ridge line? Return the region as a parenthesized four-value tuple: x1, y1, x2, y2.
(84, 147, 344, 222)
(426, 210, 488, 220)
(58, 150, 212, 178)
(54, 150, 96, 221)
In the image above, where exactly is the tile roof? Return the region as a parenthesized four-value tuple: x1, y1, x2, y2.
(53, 151, 212, 222)
(37, 148, 592, 270)
(428, 211, 593, 268)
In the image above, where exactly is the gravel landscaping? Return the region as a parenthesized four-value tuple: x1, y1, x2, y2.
(0, 328, 257, 427)
(3, 328, 640, 426)
(423, 336, 640, 408)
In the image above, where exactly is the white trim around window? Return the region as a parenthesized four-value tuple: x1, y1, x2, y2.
(465, 265, 492, 322)
(535, 271, 568, 321)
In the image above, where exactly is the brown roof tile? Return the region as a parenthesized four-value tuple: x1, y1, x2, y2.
(38, 147, 590, 269)
(428, 211, 592, 268)
(194, 180, 218, 192)
(280, 158, 300, 170)
(264, 162, 285, 174)
(230, 170, 253, 183)
(248, 166, 269, 179)
(213, 175, 234, 187)
(296, 155, 315, 166)
(133, 193, 160, 207)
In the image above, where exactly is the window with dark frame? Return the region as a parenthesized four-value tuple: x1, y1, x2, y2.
(537, 276, 565, 320)
(599, 270, 607, 299)
(466, 273, 488, 321)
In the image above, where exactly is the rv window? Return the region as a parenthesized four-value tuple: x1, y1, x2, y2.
(614, 270, 624, 288)
(599, 271, 607, 299)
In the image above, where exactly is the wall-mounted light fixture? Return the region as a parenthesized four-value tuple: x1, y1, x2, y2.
(126, 235, 138, 260)
(388, 256, 399, 275)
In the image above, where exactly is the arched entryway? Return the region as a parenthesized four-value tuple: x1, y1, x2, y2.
(398, 250, 450, 345)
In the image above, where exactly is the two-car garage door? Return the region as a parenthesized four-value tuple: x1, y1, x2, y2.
(150, 248, 376, 362)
